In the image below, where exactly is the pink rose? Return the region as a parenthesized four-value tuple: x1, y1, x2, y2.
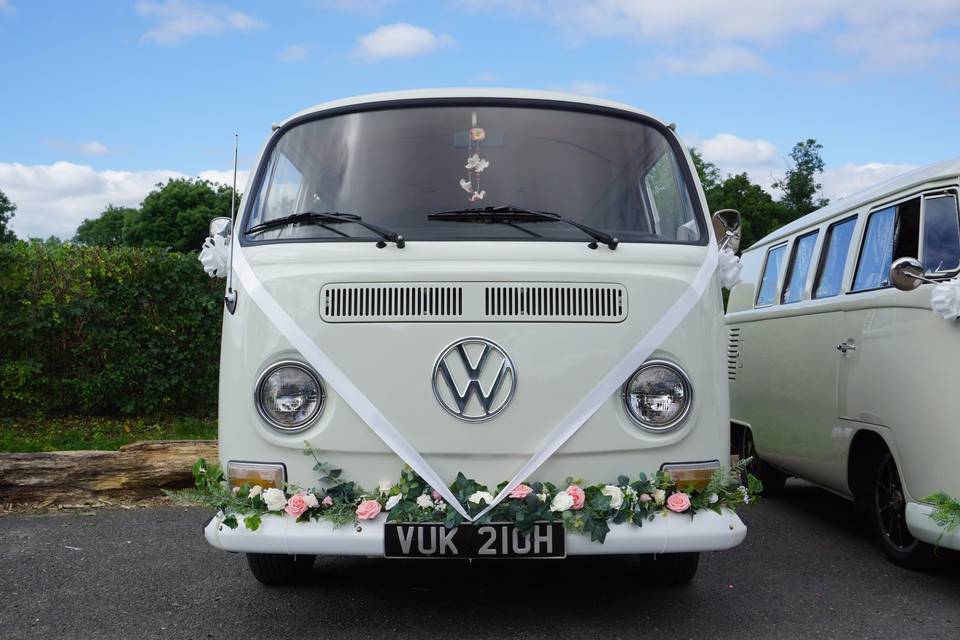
(284, 493, 309, 517)
(566, 485, 586, 510)
(666, 492, 691, 513)
(431, 489, 442, 501)
(321, 495, 333, 507)
(509, 484, 533, 499)
(356, 499, 382, 520)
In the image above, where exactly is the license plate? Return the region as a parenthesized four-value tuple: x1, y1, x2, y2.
(384, 522, 565, 559)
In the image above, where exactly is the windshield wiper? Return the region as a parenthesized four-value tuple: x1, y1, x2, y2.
(427, 205, 618, 250)
(246, 211, 405, 248)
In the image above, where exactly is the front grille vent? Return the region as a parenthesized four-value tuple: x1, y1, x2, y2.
(484, 284, 626, 322)
(322, 284, 463, 322)
(320, 282, 628, 323)
(727, 327, 742, 380)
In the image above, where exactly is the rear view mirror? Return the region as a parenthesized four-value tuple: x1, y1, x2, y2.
(209, 217, 232, 237)
(712, 209, 741, 253)
(889, 257, 935, 291)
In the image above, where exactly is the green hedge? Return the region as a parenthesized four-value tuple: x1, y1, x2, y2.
(0, 242, 222, 416)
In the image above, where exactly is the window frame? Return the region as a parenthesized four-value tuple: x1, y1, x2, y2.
(918, 188, 960, 277)
(780, 229, 820, 305)
(812, 214, 858, 300)
(754, 241, 789, 308)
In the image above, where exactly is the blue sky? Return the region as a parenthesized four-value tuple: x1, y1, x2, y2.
(2, 0, 959, 238)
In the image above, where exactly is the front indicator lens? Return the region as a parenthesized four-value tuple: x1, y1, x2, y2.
(623, 360, 693, 432)
(662, 461, 720, 490)
(227, 461, 286, 490)
(255, 361, 324, 431)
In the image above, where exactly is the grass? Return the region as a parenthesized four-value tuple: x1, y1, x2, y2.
(0, 416, 217, 453)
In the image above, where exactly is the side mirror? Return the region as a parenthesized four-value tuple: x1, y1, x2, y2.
(889, 257, 936, 291)
(209, 217, 232, 237)
(712, 209, 742, 253)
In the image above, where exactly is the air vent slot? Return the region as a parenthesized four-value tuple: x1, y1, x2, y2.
(727, 327, 742, 380)
(322, 284, 463, 322)
(484, 284, 626, 322)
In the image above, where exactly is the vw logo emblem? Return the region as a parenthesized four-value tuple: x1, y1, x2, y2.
(432, 338, 517, 422)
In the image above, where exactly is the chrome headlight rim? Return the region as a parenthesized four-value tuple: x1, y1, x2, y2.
(254, 360, 325, 433)
(621, 359, 694, 433)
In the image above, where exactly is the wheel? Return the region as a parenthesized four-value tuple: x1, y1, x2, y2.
(735, 426, 787, 496)
(246, 553, 316, 586)
(869, 452, 936, 570)
(650, 552, 700, 586)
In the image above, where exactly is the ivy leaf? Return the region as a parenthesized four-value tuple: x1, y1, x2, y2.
(243, 513, 262, 531)
(221, 515, 238, 529)
(591, 519, 610, 543)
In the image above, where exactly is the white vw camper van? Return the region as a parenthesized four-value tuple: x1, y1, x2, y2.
(200, 89, 754, 585)
(727, 158, 960, 568)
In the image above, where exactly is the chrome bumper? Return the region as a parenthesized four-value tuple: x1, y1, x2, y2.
(203, 509, 747, 556)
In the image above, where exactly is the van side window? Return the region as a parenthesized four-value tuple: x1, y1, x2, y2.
(852, 198, 920, 291)
(923, 193, 960, 274)
(781, 231, 819, 304)
(756, 244, 787, 307)
(813, 217, 856, 298)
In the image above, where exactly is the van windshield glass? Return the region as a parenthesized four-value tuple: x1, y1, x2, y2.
(244, 104, 703, 244)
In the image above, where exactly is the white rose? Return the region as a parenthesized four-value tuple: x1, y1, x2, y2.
(601, 485, 624, 510)
(304, 493, 320, 509)
(550, 492, 574, 512)
(468, 491, 494, 505)
(537, 493, 547, 503)
(653, 489, 666, 505)
(248, 485, 262, 498)
(378, 480, 393, 496)
(262, 488, 286, 511)
(231, 486, 240, 495)
(385, 494, 402, 511)
(708, 493, 719, 504)
(416, 494, 434, 509)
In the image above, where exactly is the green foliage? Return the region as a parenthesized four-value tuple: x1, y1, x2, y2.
(773, 139, 830, 218)
(0, 416, 216, 452)
(74, 178, 238, 252)
(0, 188, 17, 243)
(74, 205, 136, 247)
(0, 242, 222, 417)
(922, 491, 960, 546)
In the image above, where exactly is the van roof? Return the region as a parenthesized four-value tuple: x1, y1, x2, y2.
(747, 156, 960, 252)
(277, 88, 669, 129)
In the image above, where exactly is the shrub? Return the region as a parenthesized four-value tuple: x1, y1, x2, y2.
(0, 242, 222, 416)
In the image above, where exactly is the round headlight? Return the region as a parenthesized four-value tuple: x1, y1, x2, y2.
(255, 361, 324, 431)
(623, 360, 692, 432)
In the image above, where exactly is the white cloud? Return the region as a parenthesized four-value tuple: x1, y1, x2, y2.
(314, 0, 395, 11)
(568, 80, 611, 96)
(44, 139, 118, 157)
(136, 0, 264, 45)
(0, 0, 14, 15)
(353, 23, 454, 61)
(819, 162, 917, 202)
(277, 44, 308, 63)
(0, 161, 249, 239)
(656, 46, 769, 76)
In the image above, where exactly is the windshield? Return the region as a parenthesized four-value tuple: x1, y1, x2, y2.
(244, 103, 704, 244)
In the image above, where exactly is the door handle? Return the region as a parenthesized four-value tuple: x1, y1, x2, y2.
(836, 341, 857, 354)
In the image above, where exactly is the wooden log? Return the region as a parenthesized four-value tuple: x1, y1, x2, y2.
(0, 440, 218, 505)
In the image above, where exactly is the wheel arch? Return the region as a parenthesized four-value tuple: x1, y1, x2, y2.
(847, 428, 895, 504)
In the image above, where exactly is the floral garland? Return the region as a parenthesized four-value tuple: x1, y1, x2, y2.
(922, 492, 960, 544)
(170, 447, 762, 544)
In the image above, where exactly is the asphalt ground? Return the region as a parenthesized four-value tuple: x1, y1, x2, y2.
(2, 481, 958, 640)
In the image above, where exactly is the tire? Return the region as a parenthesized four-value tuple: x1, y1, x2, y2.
(869, 452, 937, 571)
(650, 552, 700, 586)
(735, 426, 787, 496)
(246, 553, 316, 586)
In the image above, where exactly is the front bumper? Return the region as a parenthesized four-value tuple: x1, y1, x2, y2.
(905, 502, 960, 552)
(203, 509, 747, 556)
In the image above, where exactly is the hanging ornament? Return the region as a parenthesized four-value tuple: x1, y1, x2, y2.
(458, 111, 491, 202)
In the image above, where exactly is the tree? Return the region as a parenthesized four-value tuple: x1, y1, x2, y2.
(706, 173, 792, 249)
(74, 205, 136, 247)
(0, 188, 17, 243)
(123, 178, 237, 252)
(690, 148, 721, 193)
(773, 139, 829, 218)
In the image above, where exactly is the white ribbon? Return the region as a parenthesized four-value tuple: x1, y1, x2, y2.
(199, 234, 230, 278)
(717, 247, 742, 290)
(232, 240, 718, 522)
(931, 277, 960, 321)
